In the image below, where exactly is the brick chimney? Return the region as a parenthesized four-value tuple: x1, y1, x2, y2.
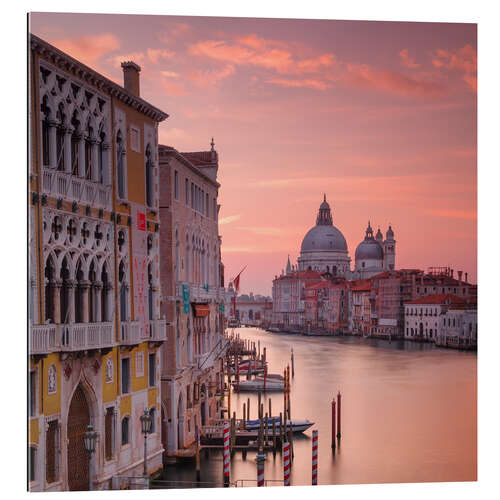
(121, 61, 141, 97)
(465, 272, 468, 283)
(458, 270, 463, 282)
(451, 269, 454, 279)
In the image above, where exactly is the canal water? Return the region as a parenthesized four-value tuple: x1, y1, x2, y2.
(163, 327, 476, 487)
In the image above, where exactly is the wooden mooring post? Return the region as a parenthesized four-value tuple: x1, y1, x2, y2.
(243, 403, 246, 430)
(331, 399, 336, 450)
(337, 391, 342, 440)
(247, 397, 250, 421)
(272, 415, 277, 457)
(291, 348, 295, 377)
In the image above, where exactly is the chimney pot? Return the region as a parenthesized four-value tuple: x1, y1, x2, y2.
(465, 272, 468, 283)
(121, 61, 141, 97)
(458, 270, 463, 282)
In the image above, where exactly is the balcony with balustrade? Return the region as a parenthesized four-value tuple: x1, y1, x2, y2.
(143, 318, 167, 345)
(119, 321, 141, 348)
(29, 321, 115, 356)
(42, 167, 111, 210)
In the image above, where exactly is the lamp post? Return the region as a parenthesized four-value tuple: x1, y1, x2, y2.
(83, 424, 97, 491)
(140, 408, 153, 487)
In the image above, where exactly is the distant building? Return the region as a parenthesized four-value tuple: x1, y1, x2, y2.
(437, 304, 477, 349)
(404, 294, 467, 342)
(235, 293, 273, 328)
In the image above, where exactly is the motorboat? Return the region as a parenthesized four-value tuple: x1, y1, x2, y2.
(244, 417, 314, 433)
(231, 379, 284, 392)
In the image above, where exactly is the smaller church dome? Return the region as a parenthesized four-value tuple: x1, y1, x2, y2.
(355, 222, 384, 260)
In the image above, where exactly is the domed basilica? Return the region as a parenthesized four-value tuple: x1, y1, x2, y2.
(284, 195, 396, 280)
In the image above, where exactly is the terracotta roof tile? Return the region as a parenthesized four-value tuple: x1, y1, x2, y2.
(406, 293, 466, 305)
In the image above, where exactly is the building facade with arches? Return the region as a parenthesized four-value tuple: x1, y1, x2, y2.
(29, 35, 168, 491)
(158, 144, 229, 459)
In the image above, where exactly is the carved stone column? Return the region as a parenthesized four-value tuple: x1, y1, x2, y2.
(80, 280, 90, 323)
(77, 135, 86, 178)
(64, 129, 72, 174)
(93, 281, 103, 323)
(66, 280, 75, 324)
(52, 279, 62, 324)
(48, 121, 58, 169)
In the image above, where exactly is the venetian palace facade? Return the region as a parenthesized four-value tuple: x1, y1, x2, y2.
(158, 144, 228, 459)
(29, 35, 168, 491)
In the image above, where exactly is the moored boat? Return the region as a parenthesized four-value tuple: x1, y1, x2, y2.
(231, 379, 284, 392)
(245, 417, 314, 433)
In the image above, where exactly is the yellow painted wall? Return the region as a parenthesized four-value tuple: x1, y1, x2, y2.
(148, 387, 158, 409)
(43, 353, 61, 416)
(120, 395, 131, 418)
(131, 344, 148, 393)
(115, 104, 156, 207)
(29, 418, 40, 445)
(102, 348, 118, 403)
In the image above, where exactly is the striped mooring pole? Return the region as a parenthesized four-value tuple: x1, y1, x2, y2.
(256, 452, 265, 486)
(312, 430, 318, 485)
(223, 421, 230, 487)
(283, 442, 291, 486)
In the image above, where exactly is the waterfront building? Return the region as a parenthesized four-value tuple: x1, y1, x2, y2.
(404, 294, 466, 342)
(29, 35, 167, 491)
(158, 143, 228, 460)
(348, 280, 373, 335)
(271, 269, 324, 330)
(304, 278, 349, 334)
(437, 304, 477, 349)
(235, 294, 273, 328)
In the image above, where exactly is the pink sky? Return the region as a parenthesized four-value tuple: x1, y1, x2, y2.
(30, 13, 477, 296)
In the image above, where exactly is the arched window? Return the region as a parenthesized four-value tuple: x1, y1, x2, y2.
(145, 144, 154, 207)
(60, 257, 71, 324)
(149, 407, 156, 433)
(44, 256, 56, 323)
(121, 416, 130, 445)
(148, 263, 154, 321)
(119, 261, 128, 323)
(185, 235, 190, 282)
(71, 112, 80, 176)
(41, 96, 51, 167)
(117, 131, 125, 199)
(74, 261, 84, 323)
(101, 263, 110, 322)
(56, 104, 65, 171)
(98, 130, 106, 184)
(89, 261, 98, 323)
(175, 230, 179, 282)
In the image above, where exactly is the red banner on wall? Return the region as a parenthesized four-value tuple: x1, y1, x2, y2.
(137, 212, 146, 231)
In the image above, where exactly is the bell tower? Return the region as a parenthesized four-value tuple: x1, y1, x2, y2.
(384, 225, 396, 270)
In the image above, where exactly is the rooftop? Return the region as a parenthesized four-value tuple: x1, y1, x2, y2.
(406, 294, 466, 305)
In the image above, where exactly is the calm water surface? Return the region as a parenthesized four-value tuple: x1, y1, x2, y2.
(163, 327, 476, 487)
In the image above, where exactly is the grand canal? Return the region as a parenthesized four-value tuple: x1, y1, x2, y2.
(163, 327, 477, 487)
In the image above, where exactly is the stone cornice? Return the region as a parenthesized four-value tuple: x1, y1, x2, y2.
(158, 145, 221, 189)
(31, 34, 169, 123)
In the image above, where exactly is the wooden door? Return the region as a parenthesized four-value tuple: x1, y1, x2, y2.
(67, 386, 90, 491)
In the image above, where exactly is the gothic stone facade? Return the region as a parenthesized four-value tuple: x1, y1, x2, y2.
(29, 35, 168, 491)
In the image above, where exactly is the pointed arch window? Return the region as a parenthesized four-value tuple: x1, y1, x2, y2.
(41, 96, 51, 167)
(44, 257, 56, 323)
(145, 144, 154, 207)
(56, 105, 66, 171)
(71, 112, 80, 176)
(119, 261, 128, 323)
(98, 130, 106, 184)
(117, 131, 126, 199)
(74, 262, 84, 324)
(101, 263, 111, 322)
(60, 258, 71, 324)
(85, 122, 93, 180)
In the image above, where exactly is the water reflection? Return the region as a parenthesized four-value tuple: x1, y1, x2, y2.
(163, 327, 476, 487)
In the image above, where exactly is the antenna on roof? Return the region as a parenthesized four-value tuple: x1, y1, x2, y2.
(210, 137, 215, 151)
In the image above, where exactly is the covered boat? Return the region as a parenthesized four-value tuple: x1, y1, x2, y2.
(245, 417, 314, 433)
(231, 379, 284, 392)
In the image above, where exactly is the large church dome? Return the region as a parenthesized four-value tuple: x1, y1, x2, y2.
(301, 225, 348, 253)
(297, 195, 351, 276)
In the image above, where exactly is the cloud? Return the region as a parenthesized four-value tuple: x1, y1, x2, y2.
(189, 35, 335, 76)
(219, 214, 241, 225)
(161, 80, 188, 96)
(267, 78, 331, 91)
(425, 209, 476, 220)
(234, 226, 285, 236)
(399, 49, 420, 68)
(146, 48, 175, 64)
(344, 63, 447, 98)
(187, 64, 235, 86)
(431, 45, 477, 92)
(158, 127, 191, 145)
(161, 70, 180, 78)
(49, 33, 120, 65)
